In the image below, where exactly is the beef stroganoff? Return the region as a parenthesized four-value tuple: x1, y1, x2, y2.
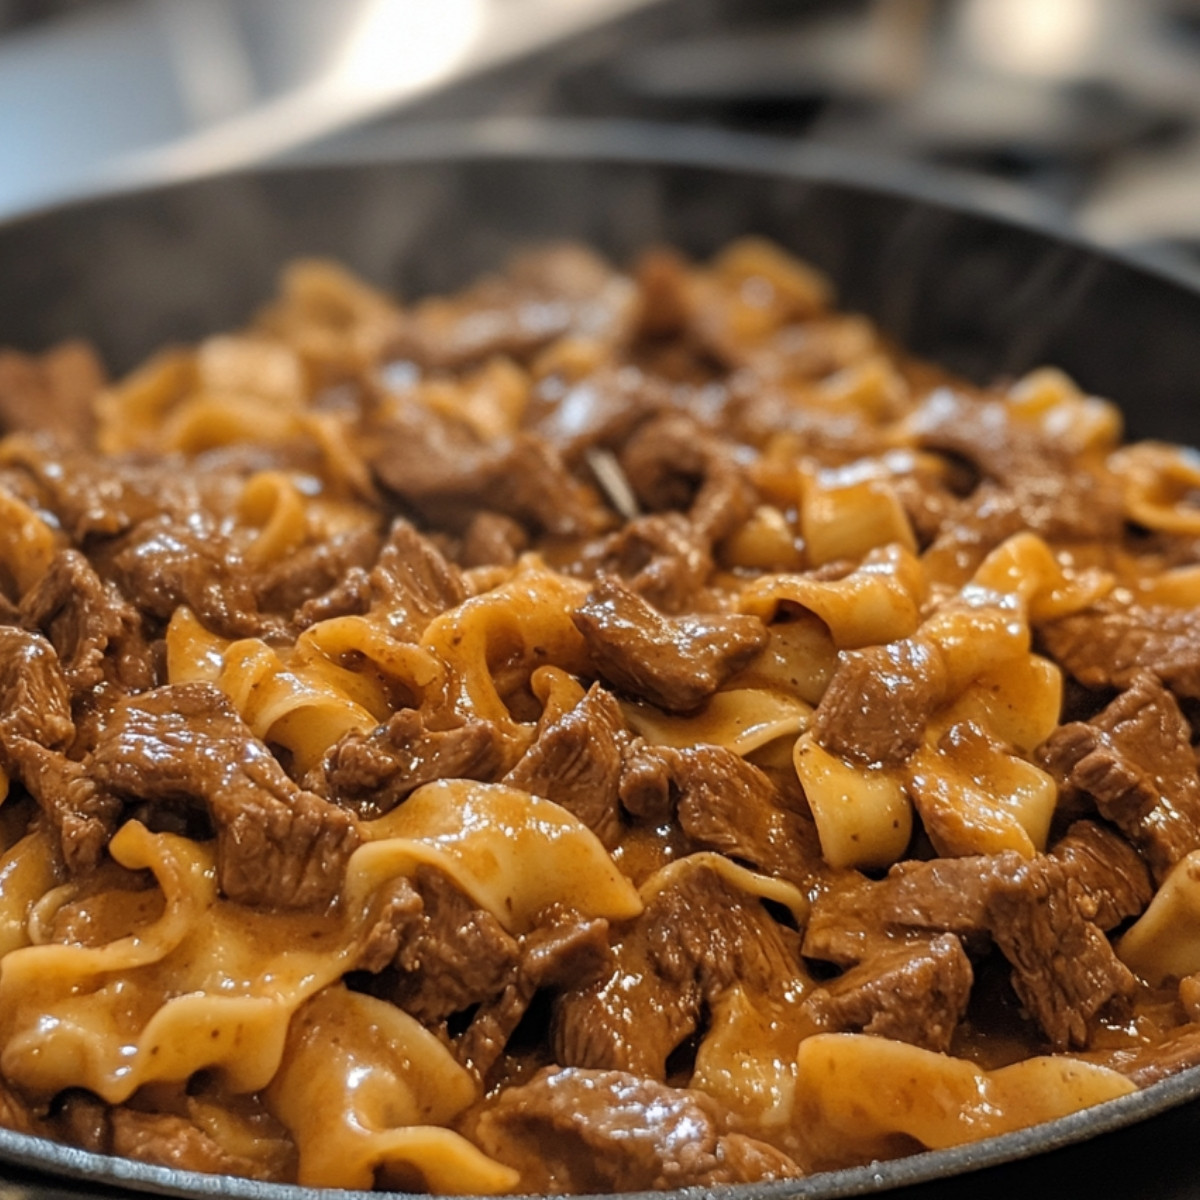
(0, 240, 1199, 1192)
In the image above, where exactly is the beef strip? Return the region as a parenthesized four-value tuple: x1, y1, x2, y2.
(912, 388, 1124, 544)
(1039, 674, 1200, 882)
(920, 485, 1029, 588)
(503, 684, 627, 847)
(324, 709, 503, 820)
(582, 513, 713, 615)
(467, 1066, 802, 1194)
(572, 575, 767, 713)
(617, 738, 676, 823)
(0, 341, 104, 446)
(1040, 603, 1200, 699)
(554, 864, 804, 1078)
(811, 638, 948, 766)
(370, 867, 608, 1080)
(633, 743, 822, 889)
(387, 865, 520, 1024)
(800, 933, 973, 1053)
(805, 849, 1133, 1049)
(402, 244, 637, 370)
(366, 518, 466, 640)
(618, 412, 754, 546)
(254, 526, 380, 617)
(294, 567, 371, 627)
(1049, 820, 1153, 930)
(90, 682, 360, 908)
(0, 626, 118, 870)
(20, 548, 152, 694)
(459, 510, 528, 569)
(370, 402, 603, 539)
(986, 855, 1136, 1049)
(110, 514, 284, 641)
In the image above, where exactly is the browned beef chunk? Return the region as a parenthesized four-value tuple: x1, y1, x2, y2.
(504, 684, 627, 847)
(803, 855, 1018, 966)
(619, 412, 754, 546)
(110, 515, 283, 641)
(920, 484, 1028, 588)
(811, 638, 947, 766)
(371, 402, 602, 539)
(806, 850, 1133, 1050)
(573, 575, 767, 712)
(294, 568, 371, 627)
(800, 933, 973, 1053)
(1039, 675, 1200, 882)
(458, 905, 610, 1082)
(1049, 820, 1153, 930)
(324, 709, 503, 820)
(583, 513, 713, 615)
(0, 625, 74, 751)
(986, 856, 1135, 1050)
(254, 526, 380, 617)
(0, 341, 104, 446)
(369, 867, 607, 1080)
(912, 389, 1124, 544)
(636, 743, 822, 889)
(1040, 603, 1200, 698)
(0, 626, 117, 869)
(530, 367, 667, 465)
(617, 738, 675, 822)
(110, 1107, 290, 1180)
(402, 245, 636, 370)
(468, 1066, 802, 1193)
(20, 549, 151, 694)
(459, 510, 528, 569)
(91, 683, 359, 908)
(367, 519, 466, 639)
(554, 864, 803, 1078)
(387, 865, 520, 1024)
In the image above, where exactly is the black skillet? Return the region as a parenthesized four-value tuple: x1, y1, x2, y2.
(1, 122, 1200, 1200)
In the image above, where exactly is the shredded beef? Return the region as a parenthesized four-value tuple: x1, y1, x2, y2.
(1040, 603, 1200, 699)
(1039, 674, 1200, 881)
(800, 933, 973, 1053)
(503, 684, 627, 847)
(811, 638, 947, 766)
(324, 709, 502, 820)
(573, 575, 767, 712)
(90, 682, 360, 908)
(468, 1067, 802, 1193)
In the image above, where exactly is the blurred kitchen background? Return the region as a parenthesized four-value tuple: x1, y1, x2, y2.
(4, 0, 1200, 278)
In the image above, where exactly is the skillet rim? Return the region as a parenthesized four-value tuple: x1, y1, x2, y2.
(1, 125, 1200, 1199)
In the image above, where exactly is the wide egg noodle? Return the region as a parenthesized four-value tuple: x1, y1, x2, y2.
(795, 1033, 1135, 1159)
(0, 828, 61, 958)
(267, 985, 517, 1193)
(351, 780, 643, 935)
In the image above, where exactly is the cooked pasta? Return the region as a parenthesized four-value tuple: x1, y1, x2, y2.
(0, 237, 1199, 1194)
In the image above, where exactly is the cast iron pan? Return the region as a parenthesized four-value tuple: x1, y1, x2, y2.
(1, 125, 1200, 1200)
